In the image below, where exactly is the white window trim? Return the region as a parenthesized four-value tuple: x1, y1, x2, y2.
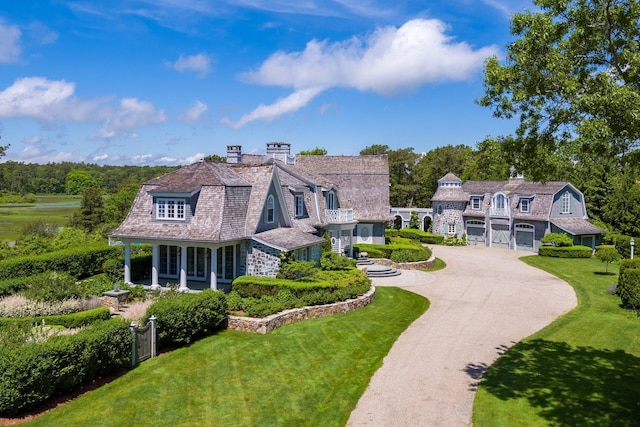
(471, 197, 481, 210)
(295, 194, 304, 217)
(561, 191, 571, 214)
(520, 198, 530, 213)
(326, 190, 336, 210)
(266, 195, 276, 223)
(448, 223, 456, 234)
(156, 198, 186, 220)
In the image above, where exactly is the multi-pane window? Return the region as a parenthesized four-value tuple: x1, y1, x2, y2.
(561, 192, 571, 214)
(266, 195, 275, 223)
(495, 194, 505, 209)
(448, 223, 456, 234)
(295, 194, 304, 217)
(326, 191, 336, 210)
(520, 198, 530, 213)
(471, 197, 481, 210)
(157, 198, 185, 220)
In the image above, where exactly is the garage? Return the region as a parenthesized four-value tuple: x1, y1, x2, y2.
(466, 220, 485, 246)
(515, 223, 535, 251)
(491, 224, 510, 249)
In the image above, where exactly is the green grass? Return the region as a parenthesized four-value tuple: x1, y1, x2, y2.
(422, 257, 446, 272)
(0, 195, 80, 242)
(24, 286, 429, 427)
(473, 256, 640, 427)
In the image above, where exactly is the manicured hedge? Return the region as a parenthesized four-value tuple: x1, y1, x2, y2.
(396, 228, 445, 244)
(0, 318, 130, 415)
(0, 244, 120, 280)
(142, 289, 227, 348)
(617, 259, 640, 308)
(0, 276, 32, 298)
(538, 245, 593, 258)
(0, 307, 111, 329)
(353, 243, 432, 262)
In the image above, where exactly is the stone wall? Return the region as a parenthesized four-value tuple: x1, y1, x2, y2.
(433, 202, 465, 237)
(246, 241, 281, 277)
(227, 286, 376, 334)
(368, 256, 435, 270)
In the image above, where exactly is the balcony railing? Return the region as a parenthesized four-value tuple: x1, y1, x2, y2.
(325, 208, 354, 223)
(490, 207, 510, 217)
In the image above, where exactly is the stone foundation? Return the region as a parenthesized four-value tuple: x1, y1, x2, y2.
(227, 286, 376, 334)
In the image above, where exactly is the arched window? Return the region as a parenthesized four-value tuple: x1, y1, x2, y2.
(437, 205, 443, 215)
(266, 195, 275, 223)
(496, 194, 505, 209)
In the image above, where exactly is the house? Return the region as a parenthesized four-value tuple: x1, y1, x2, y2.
(110, 142, 391, 291)
(431, 172, 604, 251)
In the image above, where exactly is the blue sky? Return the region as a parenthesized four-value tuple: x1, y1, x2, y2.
(0, 0, 532, 165)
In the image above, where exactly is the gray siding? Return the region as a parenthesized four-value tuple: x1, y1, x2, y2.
(550, 186, 584, 218)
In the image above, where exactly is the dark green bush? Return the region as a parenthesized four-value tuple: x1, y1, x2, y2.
(226, 290, 244, 311)
(397, 228, 444, 244)
(0, 318, 130, 416)
(0, 307, 111, 329)
(390, 247, 430, 263)
(538, 245, 593, 258)
(540, 232, 574, 247)
(0, 276, 32, 298)
(615, 235, 634, 259)
(142, 289, 227, 348)
(277, 260, 317, 281)
(618, 267, 640, 308)
(354, 242, 431, 263)
(103, 253, 152, 283)
(0, 244, 120, 280)
(320, 252, 357, 270)
(385, 229, 399, 238)
(21, 271, 79, 302)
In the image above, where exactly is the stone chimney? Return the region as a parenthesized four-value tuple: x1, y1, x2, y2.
(226, 145, 242, 164)
(266, 142, 295, 164)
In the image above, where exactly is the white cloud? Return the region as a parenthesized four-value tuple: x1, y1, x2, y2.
(91, 98, 166, 140)
(0, 77, 99, 122)
(166, 53, 212, 77)
(0, 23, 21, 63)
(180, 100, 208, 123)
(184, 152, 206, 163)
(224, 19, 498, 127)
(221, 87, 323, 129)
(12, 144, 76, 164)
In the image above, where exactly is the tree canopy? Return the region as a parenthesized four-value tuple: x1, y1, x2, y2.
(478, 0, 640, 180)
(298, 147, 328, 155)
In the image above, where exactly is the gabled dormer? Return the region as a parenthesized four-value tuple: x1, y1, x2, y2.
(490, 192, 509, 217)
(256, 167, 292, 232)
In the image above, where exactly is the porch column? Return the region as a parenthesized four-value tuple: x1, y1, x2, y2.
(123, 241, 132, 284)
(179, 245, 188, 290)
(151, 244, 160, 290)
(210, 247, 218, 290)
(349, 229, 354, 258)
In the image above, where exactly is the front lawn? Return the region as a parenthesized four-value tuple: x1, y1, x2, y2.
(473, 256, 640, 426)
(23, 286, 429, 427)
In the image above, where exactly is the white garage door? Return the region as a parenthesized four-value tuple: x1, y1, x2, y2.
(467, 225, 485, 245)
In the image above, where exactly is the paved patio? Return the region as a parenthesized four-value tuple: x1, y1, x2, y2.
(347, 245, 577, 426)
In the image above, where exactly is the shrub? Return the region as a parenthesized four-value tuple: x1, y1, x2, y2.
(0, 318, 130, 416)
(390, 247, 430, 263)
(618, 266, 640, 309)
(226, 290, 244, 311)
(142, 289, 227, 348)
(354, 242, 431, 263)
(397, 228, 444, 244)
(538, 245, 592, 258)
(614, 235, 634, 259)
(103, 253, 152, 283)
(385, 229, 399, 238)
(0, 244, 120, 280)
(540, 232, 574, 247)
(277, 260, 317, 281)
(21, 271, 80, 302)
(320, 252, 357, 270)
(0, 296, 106, 321)
(595, 245, 621, 273)
(0, 276, 33, 298)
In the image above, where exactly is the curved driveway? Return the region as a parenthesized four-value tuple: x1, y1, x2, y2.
(347, 245, 576, 426)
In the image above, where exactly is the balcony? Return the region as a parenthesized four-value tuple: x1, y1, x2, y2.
(490, 207, 510, 217)
(325, 208, 354, 223)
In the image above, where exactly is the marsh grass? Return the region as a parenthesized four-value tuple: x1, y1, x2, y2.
(0, 195, 80, 242)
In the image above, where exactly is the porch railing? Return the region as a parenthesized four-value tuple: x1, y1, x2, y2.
(325, 208, 354, 223)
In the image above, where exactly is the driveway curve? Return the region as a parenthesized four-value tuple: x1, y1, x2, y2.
(347, 245, 577, 427)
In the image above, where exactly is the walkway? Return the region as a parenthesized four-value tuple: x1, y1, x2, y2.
(347, 245, 577, 426)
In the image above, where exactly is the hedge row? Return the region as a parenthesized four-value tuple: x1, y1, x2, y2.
(103, 253, 153, 283)
(538, 245, 593, 258)
(232, 269, 370, 299)
(353, 243, 432, 262)
(385, 228, 445, 244)
(142, 289, 227, 349)
(0, 318, 131, 415)
(0, 307, 111, 329)
(617, 259, 640, 308)
(0, 276, 32, 298)
(0, 244, 120, 280)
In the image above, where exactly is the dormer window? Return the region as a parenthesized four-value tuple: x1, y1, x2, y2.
(156, 198, 185, 220)
(471, 197, 481, 210)
(266, 195, 275, 223)
(495, 194, 505, 210)
(561, 191, 571, 214)
(520, 198, 530, 213)
(326, 190, 336, 210)
(295, 194, 304, 217)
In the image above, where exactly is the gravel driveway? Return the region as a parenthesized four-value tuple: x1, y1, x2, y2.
(347, 245, 577, 426)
